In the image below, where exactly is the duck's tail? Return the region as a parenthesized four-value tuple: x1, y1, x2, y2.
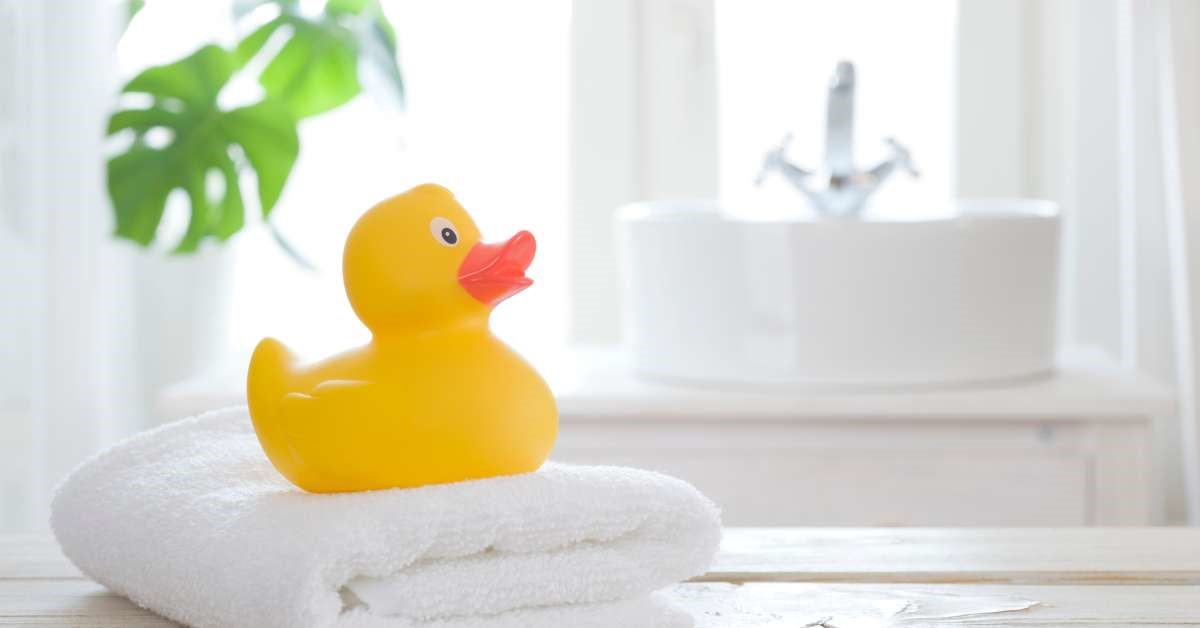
(246, 337, 299, 435)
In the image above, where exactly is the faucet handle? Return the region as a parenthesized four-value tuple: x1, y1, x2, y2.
(755, 132, 793, 185)
(755, 133, 806, 186)
(884, 137, 919, 178)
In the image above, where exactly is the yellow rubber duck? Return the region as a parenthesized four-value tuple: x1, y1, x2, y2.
(246, 184, 558, 493)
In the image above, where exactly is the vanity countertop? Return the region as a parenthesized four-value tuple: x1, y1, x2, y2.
(4, 528, 1198, 626)
(158, 346, 1175, 422)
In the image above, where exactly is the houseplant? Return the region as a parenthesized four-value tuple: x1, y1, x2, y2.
(107, 0, 404, 258)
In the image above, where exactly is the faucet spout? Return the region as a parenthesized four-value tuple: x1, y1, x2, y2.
(825, 61, 855, 177)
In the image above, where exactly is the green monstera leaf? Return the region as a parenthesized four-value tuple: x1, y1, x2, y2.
(107, 45, 300, 253)
(107, 1, 403, 258)
(236, 0, 404, 119)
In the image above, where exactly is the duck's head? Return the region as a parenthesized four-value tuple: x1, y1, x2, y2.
(343, 184, 535, 333)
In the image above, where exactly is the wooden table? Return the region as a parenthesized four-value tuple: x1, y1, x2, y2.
(4, 528, 1199, 626)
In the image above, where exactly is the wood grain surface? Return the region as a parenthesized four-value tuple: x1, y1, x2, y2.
(4, 528, 1199, 626)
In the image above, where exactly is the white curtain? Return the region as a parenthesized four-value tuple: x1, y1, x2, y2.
(0, 0, 135, 531)
(1160, 0, 1200, 523)
(0, 1, 176, 532)
(955, 0, 1200, 523)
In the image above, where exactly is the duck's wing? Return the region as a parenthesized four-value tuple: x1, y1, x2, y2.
(278, 379, 375, 441)
(310, 379, 373, 396)
(274, 379, 387, 492)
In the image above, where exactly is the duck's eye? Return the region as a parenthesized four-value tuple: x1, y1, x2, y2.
(429, 217, 458, 247)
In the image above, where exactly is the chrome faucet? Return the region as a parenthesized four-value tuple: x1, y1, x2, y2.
(756, 61, 918, 217)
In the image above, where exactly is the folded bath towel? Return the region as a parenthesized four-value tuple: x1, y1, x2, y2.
(51, 407, 721, 628)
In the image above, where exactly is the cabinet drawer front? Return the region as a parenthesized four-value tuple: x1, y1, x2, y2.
(554, 439, 1090, 526)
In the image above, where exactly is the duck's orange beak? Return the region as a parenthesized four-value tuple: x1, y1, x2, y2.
(457, 230, 535, 306)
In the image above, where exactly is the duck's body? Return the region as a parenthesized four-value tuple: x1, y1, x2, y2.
(247, 184, 558, 493)
(248, 327, 556, 493)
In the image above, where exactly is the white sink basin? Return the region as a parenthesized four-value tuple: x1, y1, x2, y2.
(617, 199, 1061, 388)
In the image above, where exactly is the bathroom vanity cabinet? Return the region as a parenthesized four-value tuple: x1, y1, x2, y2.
(550, 349, 1174, 526)
(157, 347, 1174, 526)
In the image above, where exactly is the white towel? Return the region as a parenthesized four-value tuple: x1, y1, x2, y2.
(51, 407, 721, 628)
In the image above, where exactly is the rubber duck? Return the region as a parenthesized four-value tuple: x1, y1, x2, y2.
(246, 184, 558, 493)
